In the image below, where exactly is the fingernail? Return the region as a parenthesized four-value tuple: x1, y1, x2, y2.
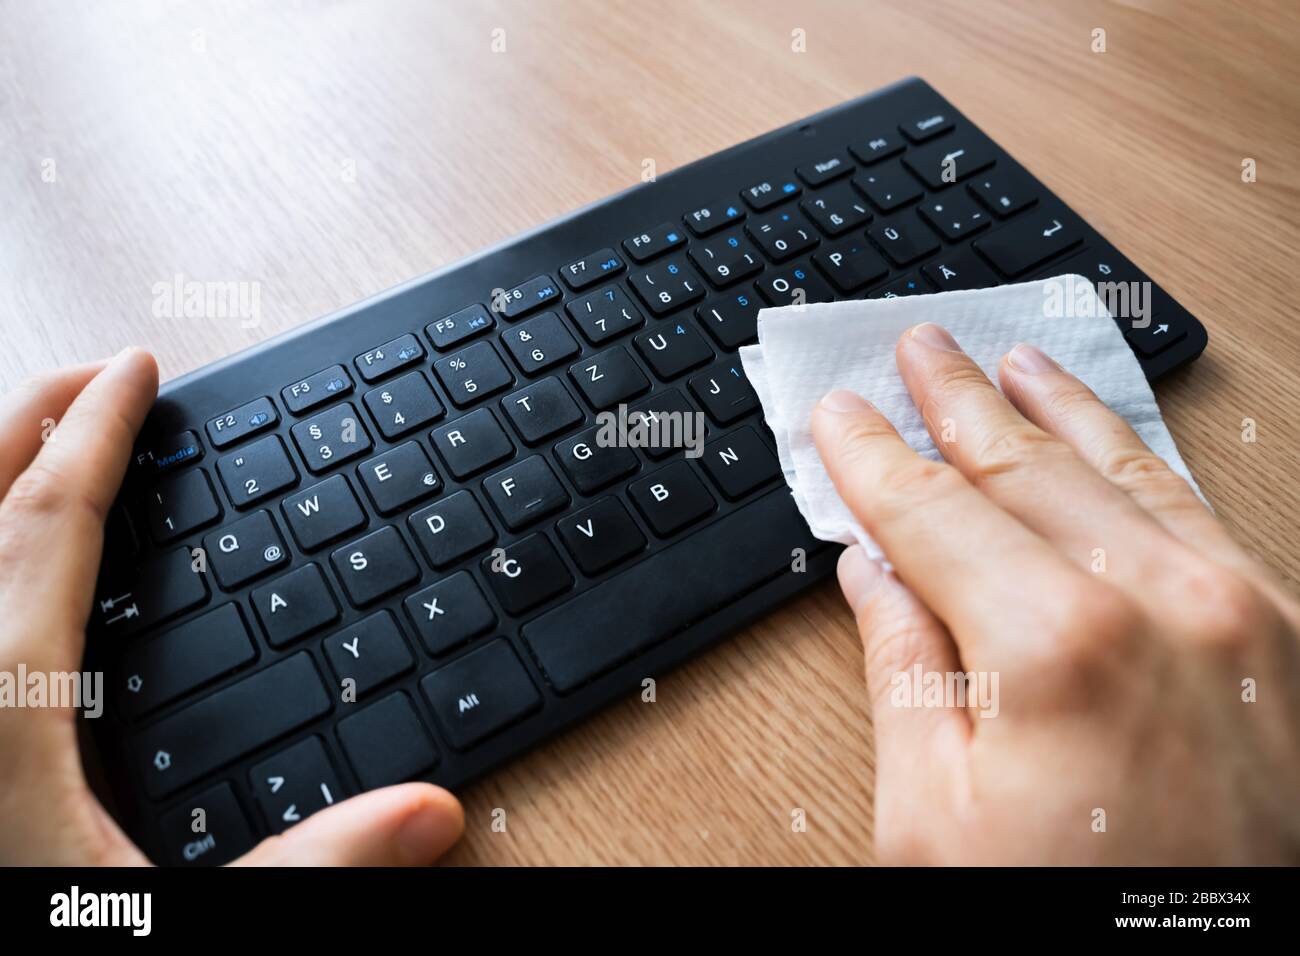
(837, 545, 884, 610)
(818, 389, 872, 413)
(908, 322, 961, 351)
(396, 798, 459, 865)
(1007, 343, 1059, 374)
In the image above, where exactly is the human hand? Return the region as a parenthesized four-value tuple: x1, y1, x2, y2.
(0, 349, 464, 865)
(811, 322, 1300, 864)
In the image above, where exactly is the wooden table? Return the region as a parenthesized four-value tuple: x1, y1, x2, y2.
(3, 0, 1297, 864)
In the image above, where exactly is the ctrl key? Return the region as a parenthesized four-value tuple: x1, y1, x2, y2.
(159, 783, 253, 866)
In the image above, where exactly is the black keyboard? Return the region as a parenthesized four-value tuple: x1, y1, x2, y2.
(85, 76, 1207, 864)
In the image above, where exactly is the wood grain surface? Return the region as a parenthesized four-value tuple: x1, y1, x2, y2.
(2, 0, 1297, 865)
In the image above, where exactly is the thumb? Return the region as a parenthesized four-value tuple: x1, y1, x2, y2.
(232, 783, 463, 866)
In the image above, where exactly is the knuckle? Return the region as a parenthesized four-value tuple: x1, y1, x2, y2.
(872, 456, 965, 523)
(1040, 379, 1104, 424)
(1096, 444, 1175, 491)
(968, 423, 1068, 486)
(1031, 581, 1142, 680)
(1179, 563, 1275, 650)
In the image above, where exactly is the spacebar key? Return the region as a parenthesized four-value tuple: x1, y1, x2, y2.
(522, 490, 821, 693)
(136, 653, 331, 799)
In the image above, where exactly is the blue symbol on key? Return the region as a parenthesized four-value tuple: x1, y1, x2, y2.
(782, 183, 796, 193)
(726, 206, 738, 217)
(468, 315, 489, 329)
(325, 378, 345, 392)
(398, 347, 420, 361)
(666, 232, 680, 242)
(538, 286, 555, 299)
(601, 258, 618, 271)
(247, 412, 270, 427)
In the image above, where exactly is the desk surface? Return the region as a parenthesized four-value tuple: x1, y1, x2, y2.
(3, 0, 1298, 864)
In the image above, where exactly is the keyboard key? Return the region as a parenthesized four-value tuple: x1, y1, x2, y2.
(556, 497, 646, 575)
(683, 198, 745, 237)
(160, 783, 253, 866)
(849, 133, 905, 165)
(482, 455, 569, 531)
(688, 233, 763, 287)
(92, 547, 208, 637)
(566, 285, 645, 344)
(480, 533, 573, 615)
(561, 248, 624, 290)
(499, 311, 580, 374)
(500, 378, 583, 445)
(136, 652, 330, 799)
(689, 363, 761, 425)
(740, 176, 801, 211)
(141, 468, 221, 543)
(132, 429, 203, 477)
(918, 191, 992, 240)
(323, 610, 414, 697)
(756, 261, 834, 306)
(118, 603, 255, 720)
(282, 365, 353, 414)
(629, 461, 715, 536)
(330, 526, 420, 607)
(362, 370, 444, 440)
(249, 737, 346, 834)
(746, 209, 818, 261)
(869, 273, 931, 298)
(217, 435, 297, 508)
(408, 491, 496, 569)
(814, 238, 889, 293)
(968, 168, 1038, 218)
(627, 256, 706, 316)
(494, 275, 559, 320)
(699, 426, 781, 500)
(426, 303, 494, 351)
(357, 441, 440, 515)
(973, 208, 1082, 276)
(433, 341, 514, 406)
(800, 182, 872, 236)
(901, 111, 954, 142)
(695, 290, 761, 350)
(568, 346, 650, 409)
(206, 397, 278, 448)
(403, 572, 496, 656)
(521, 488, 818, 692)
(420, 640, 542, 750)
(922, 249, 1000, 292)
(853, 163, 923, 212)
(281, 475, 366, 551)
(869, 218, 941, 266)
(795, 152, 853, 186)
(622, 223, 686, 263)
(553, 425, 639, 494)
(634, 323, 713, 379)
(336, 692, 438, 789)
(291, 402, 374, 473)
(354, 333, 425, 383)
(903, 137, 996, 189)
(430, 407, 514, 478)
(251, 563, 339, 648)
(1126, 319, 1187, 358)
(626, 388, 709, 459)
(203, 510, 289, 589)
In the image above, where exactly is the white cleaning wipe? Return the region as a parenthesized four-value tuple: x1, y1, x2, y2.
(739, 276, 1202, 558)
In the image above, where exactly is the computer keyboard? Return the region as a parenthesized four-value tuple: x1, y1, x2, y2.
(84, 76, 1207, 864)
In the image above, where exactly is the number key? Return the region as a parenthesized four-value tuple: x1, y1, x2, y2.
(362, 370, 444, 440)
(627, 257, 705, 316)
(688, 233, 762, 288)
(217, 435, 298, 508)
(291, 403, 374, 473)
(499, 311, 579, 374)
(434, 341, 514, 407)
(566, 285, 644, 344)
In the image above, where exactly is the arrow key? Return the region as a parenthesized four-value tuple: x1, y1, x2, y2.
(1126, 318, 1187, 358)
(249, 736, 348, 834)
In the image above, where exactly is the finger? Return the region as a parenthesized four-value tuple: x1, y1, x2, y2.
(0, 348, 158, 659)
(0, 362, 108, 498)
(811, 388, 1082, 668)
(998, 343, 1244, 565)
(232, 783, 464, 866)
(895, 323, 1189, 580)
